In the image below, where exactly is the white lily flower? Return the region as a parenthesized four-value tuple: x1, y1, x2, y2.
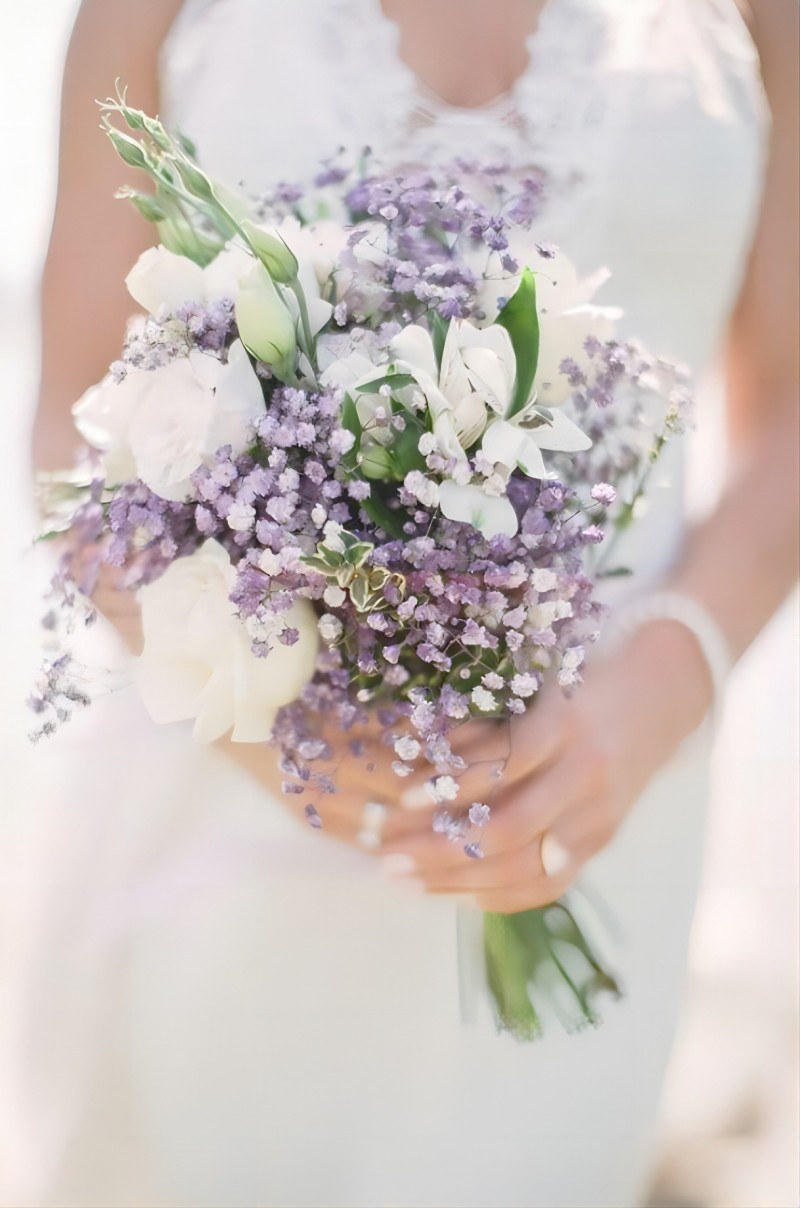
(481, 408, 592, 480)
(319, 348, 398, 448)
(390, 319, 515, 460)
(439, 480, 518, 540)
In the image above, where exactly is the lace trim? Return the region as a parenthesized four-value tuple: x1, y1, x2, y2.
(159, 0, 766, 178)
(318, 0, 611, 171)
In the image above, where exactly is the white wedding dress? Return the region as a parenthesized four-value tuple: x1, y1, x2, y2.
(0, 2, 767, 1205)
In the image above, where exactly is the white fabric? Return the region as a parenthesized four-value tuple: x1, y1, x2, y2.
(0, 2, 767, 1205)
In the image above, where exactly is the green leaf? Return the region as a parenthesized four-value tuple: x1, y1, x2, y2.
(597, 566, 633, 579)
(389, 421, 427, 477)
(341, 393, 363, 444)
(360, 444, 400, 480)
(495, 266, 540, 420)
(339, 393, 363, 473)
(429, 312, 449, 369)
(175, 129, 198, 158)
(356, 372, 418, 395)
(360, 490, 407, 540)
(300, 555, 337, 576)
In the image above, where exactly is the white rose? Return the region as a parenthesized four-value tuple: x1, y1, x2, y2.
(535, 259, 621, 407)
(125, 244, 254, 316)
(72, 339, 265, 500)
(390, 320, 515, 460)
(134, 539, 319, 743)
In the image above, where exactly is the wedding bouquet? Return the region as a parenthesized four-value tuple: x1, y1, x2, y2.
(31, 92, 693, 1039)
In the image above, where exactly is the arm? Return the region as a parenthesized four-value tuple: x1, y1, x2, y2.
(34, 0, 431, 843)
(33, 0, 186, 472)
(382, 4, 800, 905)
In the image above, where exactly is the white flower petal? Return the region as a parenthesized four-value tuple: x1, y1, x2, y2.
(536, 304, 620, 407)
(319, 350, 380, 392)
(527, 408, 592, 453)
(193, 659, 237, 743)
(127, 360, 214, 501)
(72, 374, 141, 484)
(439, 479, 518, 538)
(439, 320, 473, 404)
(209, 339, 266, 454)
(390, 324, 439, 381)
(125, 246, 206, 316)
(202, 244, 254, 301)
(134, 541, 319, 743)
(481, 419, 547, 479)
(452, 390, 490, 449)
(461, 344, 515, 414)
(230, 603, 319, 743)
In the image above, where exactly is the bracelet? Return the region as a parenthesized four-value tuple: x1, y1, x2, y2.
(604, 589, 733, 727)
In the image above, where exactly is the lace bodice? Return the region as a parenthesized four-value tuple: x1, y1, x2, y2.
(161, 0, 766, 367)
(160, 0, 767, 579)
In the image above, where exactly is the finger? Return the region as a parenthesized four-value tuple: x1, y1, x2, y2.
(399, 749, 511, 813)
(412, 792, 605, 893)
(400, 695, 566, 811)
(382, 756, 587, 874)
(416, 833, 548, 894)
(418, 834, 597, 911)
(285, 785, 440, 851)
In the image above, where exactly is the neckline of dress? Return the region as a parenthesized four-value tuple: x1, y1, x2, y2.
(366, 0, 570, 122)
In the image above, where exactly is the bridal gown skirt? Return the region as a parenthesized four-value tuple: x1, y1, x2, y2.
(1, 641, 710, 1208)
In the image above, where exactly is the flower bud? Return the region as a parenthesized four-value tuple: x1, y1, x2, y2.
(106, 127, 149, 171)
(359, 443, 396, 480)
(241, 220, 299, 284)
(235, 263, 298, 381)
(174, 157, 216, 202)
(156, 215, 223, 267)
(122, 189, 167, 224)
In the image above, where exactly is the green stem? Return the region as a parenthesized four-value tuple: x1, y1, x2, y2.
(595, 432, 667, 574)
(287, 278, 317, 371)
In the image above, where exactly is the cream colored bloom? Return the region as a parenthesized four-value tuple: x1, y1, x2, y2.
(125, 244, 254, 316)
(472, 241, 622, 406)
(134, 540, 319, 743)
(72, 340, 265, 501)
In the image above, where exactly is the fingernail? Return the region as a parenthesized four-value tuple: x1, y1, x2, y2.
(400, 784, 433, 810)
(380, 853, 417, 878)
(540, 833, 571, 877)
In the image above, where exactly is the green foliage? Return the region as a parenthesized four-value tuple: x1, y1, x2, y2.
(495, 267, 540, 419)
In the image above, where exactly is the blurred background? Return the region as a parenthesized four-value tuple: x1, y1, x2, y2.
(0, 3, 797, 1205)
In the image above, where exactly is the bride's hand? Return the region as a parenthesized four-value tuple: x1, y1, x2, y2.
(380, 620, 713, 911)
(227, 712, 452, 852)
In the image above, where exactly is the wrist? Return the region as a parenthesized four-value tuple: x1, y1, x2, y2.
(601, 586, 733, 735)
(619, 619, 714, 742)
